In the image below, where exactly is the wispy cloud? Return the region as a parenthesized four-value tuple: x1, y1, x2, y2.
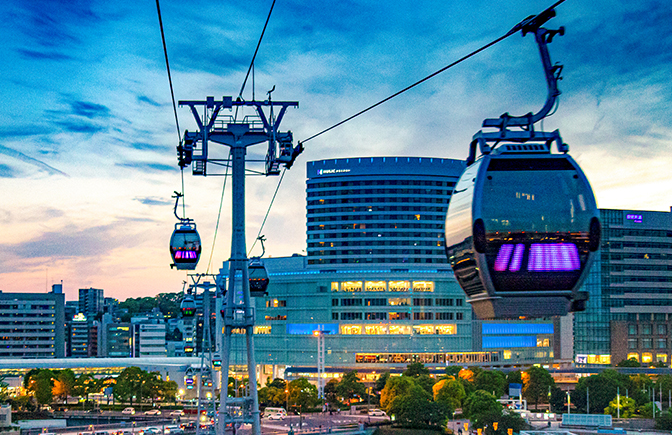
(138, 96, 162, 107)
(116, 162, 176, 172)
(134, 197, 174, 207)
(0, 144, 68, 177)
(0, 164, 21, 178)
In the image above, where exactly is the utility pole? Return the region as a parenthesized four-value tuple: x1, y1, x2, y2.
(314, 330, 326, 400)
(178, 95, 300, 435)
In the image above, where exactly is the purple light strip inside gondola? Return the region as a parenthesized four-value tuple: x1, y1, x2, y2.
(528, 243, 580, 271)
(509, 244, 525, 272)
(175, 250, 198, 260)
(494, 244, 514, 271)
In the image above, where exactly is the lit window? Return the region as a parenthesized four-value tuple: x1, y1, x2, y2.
(642, 353, 653, 363)
(341, 325, 362, 335)
(364, 325, 386, 335)
(412, 281, 434, 292)
(389, 298, 411, 306)
(388, 325, 411, 335)
(503, 350, 512, 360)
(536, 338, 550, 347)
(413, 325, 435, 335)
(656, 354, 667, 363)
(627, 352, 639, 361)
(254, 326, 271, 335)
(365, 281, 386, 292)
(599, 355, 611, 364)
(341, 281, 363, 292)
(436, 325, 456, 335)
(388, 281, 410, 292)
(331, 282, 339, 291)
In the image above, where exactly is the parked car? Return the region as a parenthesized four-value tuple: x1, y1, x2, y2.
(368, 409, 387, 417)
(121, 407, 136, 415)
(144, 409, 162, 415)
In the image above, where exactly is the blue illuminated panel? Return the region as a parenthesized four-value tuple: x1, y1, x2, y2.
(528, 243, 580, 271)
(482, 335, 537, 348)
(286, 323, 339, 335)
(482, 323, 553, 335)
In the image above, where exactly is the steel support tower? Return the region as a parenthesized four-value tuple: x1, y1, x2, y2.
(178, 95, 300, 435)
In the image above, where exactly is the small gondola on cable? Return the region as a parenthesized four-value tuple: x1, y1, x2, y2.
(170, 191, 202, 270)
(248, 236, 270, 297)
(443, 9, 600, 320)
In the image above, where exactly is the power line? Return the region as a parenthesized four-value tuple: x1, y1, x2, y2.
(155, 0, 181, 143)
(248, 167, 286, 256)
(238, 0, 277, 99)
(299, 0, 567, 145)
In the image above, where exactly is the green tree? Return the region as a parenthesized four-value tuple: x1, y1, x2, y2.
(506, 370, 523, 387)
(445, 366, 462, 378)
(655, 409, 672, 430)
(324, 379, 340, 410)
(161, 380, 178, 403)
(380, 376, 415, 412)
(474, 370, 507, 398)
(549, 386, 567, 413)
(374, 372, 390, 394)
(463, 390, 503, 428)
(389, 384, 449, 429)
(335, 371, 366, 404)
(522, 366, 554, 410)
(288, 378, 318, 412)
(616, 358, 641, 367)
(604, 396, 636, 418)
(259, 385, 287, 408)
(113, 367, 146, 406)
(572, 370, 638, 414)
(52, 370, 76, 403)
(267, 378, 287, 390)
(32, 370, 55, 405)
(403, 362, 430, 377)
(434, 378, 466, 412)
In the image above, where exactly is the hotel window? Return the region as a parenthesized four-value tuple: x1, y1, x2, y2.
(253, 326, 271, 334)
(332, 313, 338, 320)
(641, 324, 652, 335)
(341, 312, 363, 320)
(626, 352, 640, 361)
(658, 324, 667, 335)
(435, 298, 453, 306)
(436, 312, 454, 320)
(503, 350, 512, 360)
(388, 325, 412, 334)
(341, 281, 363, 292)
(341, 325, 362, 334)
(414, 312, 433, 320)
(364, 325, 386, 335)
(388, 281, 410, 292)
(389, 312, 411, 320)
(365, 298, 386, 306)
(628, 324, 637, 335)
(657, 354, 668, 363)
(365, 281, 387, 292)
(642, 353, 653, 363)
(366, 312, 387, 320)
(412, 281, 434, 292)
(389, 298, 411, 306)
(642, 338, 653, 349)
(657, 339, 667, 349)
(456, 312, 464, 320)
(332, 299, 339, 306)
(331, 282, 339, 291)
(413, 298, 433, 306)
(436, 325, 456, 335)
(537, 338, 550, 347)
(628, 339, 638, 349)
(413, 325, 435, 335)
(341, 298, 363, 306)
(456, 299, 464, 306)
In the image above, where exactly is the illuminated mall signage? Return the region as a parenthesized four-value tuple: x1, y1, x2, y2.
(575, 354, 611, 365)
(332, 280, 434, 292)
(317, 168, 351, 175)
(626, 214, 643, 223)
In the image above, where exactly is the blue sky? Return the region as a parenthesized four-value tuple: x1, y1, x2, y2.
(1, 0, 671, 301)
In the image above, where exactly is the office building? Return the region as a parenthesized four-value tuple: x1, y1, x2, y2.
(105, 323, 132, 357)
(574, 208, 672, 366)
(0, 289, 65, 359)
(79, 287, 104, 319)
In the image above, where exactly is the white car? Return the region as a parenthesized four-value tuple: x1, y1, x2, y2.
(144, 409, 162, 415)
(169, 410, 185, 417)
(368, 409, 387, 417)
(121, 407, 135, 415)
(266, 413, 285, 420)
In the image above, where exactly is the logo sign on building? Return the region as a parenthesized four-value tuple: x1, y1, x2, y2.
(626, 214, 643, 223)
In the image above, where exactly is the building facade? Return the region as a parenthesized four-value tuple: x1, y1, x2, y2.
(79, 287, 104, 319)
(0, 290, 65, 358)
(574, 208, 672, 366)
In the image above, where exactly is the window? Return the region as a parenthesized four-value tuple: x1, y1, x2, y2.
(389, 298, 411, 306)
(389, 312, 410, 320)
(413, 298, 433, 306)
(642, 353, 653, 363)
(456, 299, 464, 306)
(365, 298, 386, 306)
(641, 324, 652, 335)
(264, 315, 287, 321)
(628, 338, 638, 349)
(341, 312, 363, 320)
(366, 312, 387, 320)
(414, 312, 433, 320)
(642, 338, 653, 349)
(658, 324, 667, 335)
(365, 281, 387, 292)
(657, 354, 668, 363)
(332, 299, 339, 306)
(341, 281, 363, 292)
(341, 325, 362, 334)
(436, 312, 453, 320)
(332, 313, 338, 320)
(341, 298, 363, 306)
(628, 324, 638, 335)
(627, 352, 640, 361)
(456, 312, 464, 320)
(388, 281, 410, 292)
(435, 298, 453, 306)
(412, 281, 434, 292)
(657, 339, 667, 349)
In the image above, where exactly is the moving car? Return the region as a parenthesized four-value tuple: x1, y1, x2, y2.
(121, 407, 136, 415)
(169, 410, 184, 417)
(144, 409, 162, 415)
(368, 409, 387, 417)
